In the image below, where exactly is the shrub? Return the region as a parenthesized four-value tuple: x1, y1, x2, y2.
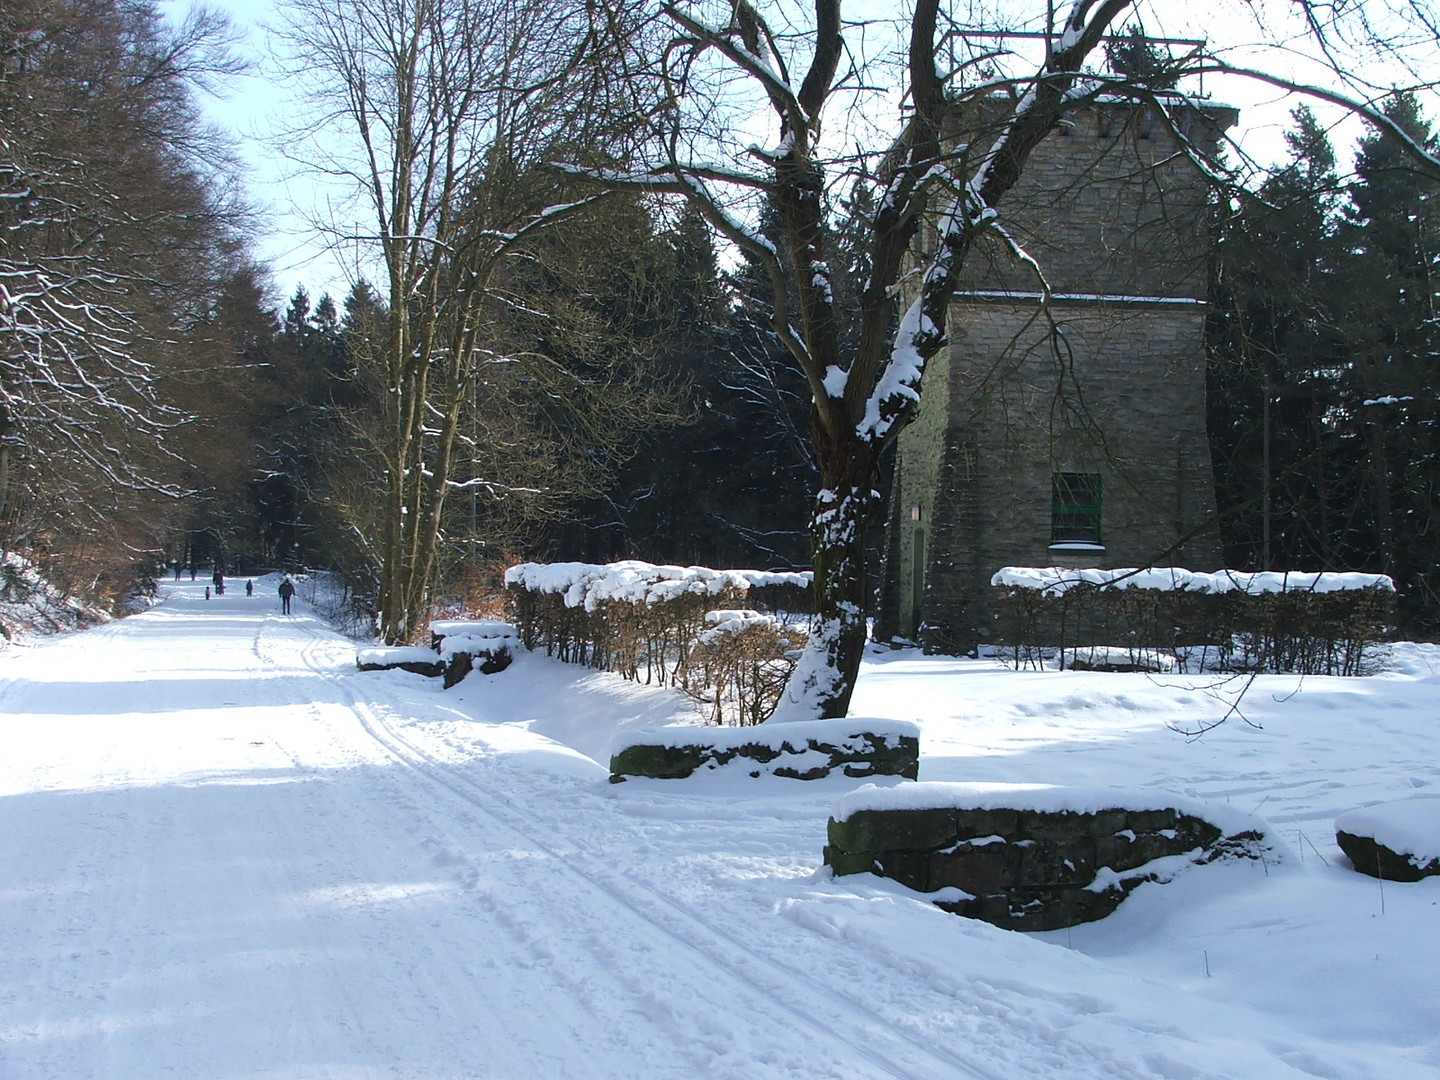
(681, 611, 807, 726)
(505, 561, 813, 722)
(990, 567, 1395, 676)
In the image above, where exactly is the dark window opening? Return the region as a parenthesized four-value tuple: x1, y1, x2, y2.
(1052, 472, 1102, 545)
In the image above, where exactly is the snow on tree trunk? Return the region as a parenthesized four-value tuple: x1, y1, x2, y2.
(769, 434, 876, 722)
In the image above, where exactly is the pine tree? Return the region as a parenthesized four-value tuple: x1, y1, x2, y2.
(1211, 97, 1440, 633)
(1210, 107, 1349, 572)
(1333, 95, 1440, 629)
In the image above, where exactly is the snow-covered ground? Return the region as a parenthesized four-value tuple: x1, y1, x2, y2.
(1, 580, 1437, 1078)
(0, 553, 111, 644)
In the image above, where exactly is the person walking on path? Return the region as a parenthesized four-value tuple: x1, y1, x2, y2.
(278, 576, 296, 615)
(246, 580, 254, 597)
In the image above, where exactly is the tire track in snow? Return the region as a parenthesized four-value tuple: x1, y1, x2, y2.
(251, 615, 774, 1075)
(255, 617, 1089, 1078)
(353, 701, 961, 1079)
(247, 615, 650, 1074)
(297, 653, 1001, 1080)
(320, 663, 1252, 1080)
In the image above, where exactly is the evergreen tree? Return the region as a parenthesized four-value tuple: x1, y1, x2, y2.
(1210, 107, 1349, 572)
(250, 285, 348, 568)
(1333, 95, 1440, 629)
(1103, 25, 1180, 89)
(566, 184, 884, 572)
(1211, 98, 1440, 633)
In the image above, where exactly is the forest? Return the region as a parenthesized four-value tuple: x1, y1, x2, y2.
(3, 0, 1438, 664)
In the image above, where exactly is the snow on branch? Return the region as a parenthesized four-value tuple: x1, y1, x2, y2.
(1202, 62, 1440, 180)
(857, 295, 926, 440)
(660, 2, 803, 135)
(858, 178, 990, 442)
(548, 163, 777, 258)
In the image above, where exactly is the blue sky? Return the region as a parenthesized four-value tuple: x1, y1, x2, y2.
(166, 0, 1431, 309)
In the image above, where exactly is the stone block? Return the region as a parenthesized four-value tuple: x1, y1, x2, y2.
(869, 851, 931, 893)
(1088, 808, 1129, 834)
(611, 724, 920, 783)
(1016, 809, 1095, 842)
(737, 740, 783, 764)
(608, 741, 708, 781)
(928, 843, 1013, 894)
(357, 658, 445, 677)
(1127, 808, 1180, 833)
(826, 786, 1264, 931)
(1336, 830, 1440, 883)
(1124, 831, 1182, 866)
(952, 807, 1020, 838)
(1173, 814, 1223, 850)
(828, 808, 958, 855)
(441, 646, 513, 688)
(822, 845, 879, 878)
(1094, 831, 1141, 871)
(1016, 839, 1096, 885)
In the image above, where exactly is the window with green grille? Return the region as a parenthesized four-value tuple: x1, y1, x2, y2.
(1052, 472, 1102, 545)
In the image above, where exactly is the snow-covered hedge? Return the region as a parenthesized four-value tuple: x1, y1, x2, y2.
(991, 567, 1395, 596)
(990, 566, 1394, 676)
(505, 561, 812, 723)
(504, 561, 811, 611)
(681, 610, 805, 726)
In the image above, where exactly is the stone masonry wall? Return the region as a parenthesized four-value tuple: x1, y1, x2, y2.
(826, 800, 1263, 931)
(955, 100, 1234, 298)
(610, 720, 920, 783)
(928, 301, 1221, 649)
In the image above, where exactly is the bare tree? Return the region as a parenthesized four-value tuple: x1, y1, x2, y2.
(276, 0, 677, 642)
(0, 0, 248, 562)
(556, 0, 1440, 721)
(278, 0, 529, 641)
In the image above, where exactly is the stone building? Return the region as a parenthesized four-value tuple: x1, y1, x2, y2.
(878, 98, 1237, 652)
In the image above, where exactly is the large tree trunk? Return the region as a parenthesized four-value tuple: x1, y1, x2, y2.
(0, 410, 11, 542)
(769, 427, 878, 721)
(561, 0, 1145, 719)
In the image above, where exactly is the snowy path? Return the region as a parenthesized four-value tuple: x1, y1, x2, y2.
(2, 585, 1437, 1079)
(0, 587, 994, 1079)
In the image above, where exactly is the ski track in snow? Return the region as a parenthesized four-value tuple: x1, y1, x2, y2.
(1, 584, 1437, 1079)
(277, 612, 999, 1079)
(0, 590, 995, 1079)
